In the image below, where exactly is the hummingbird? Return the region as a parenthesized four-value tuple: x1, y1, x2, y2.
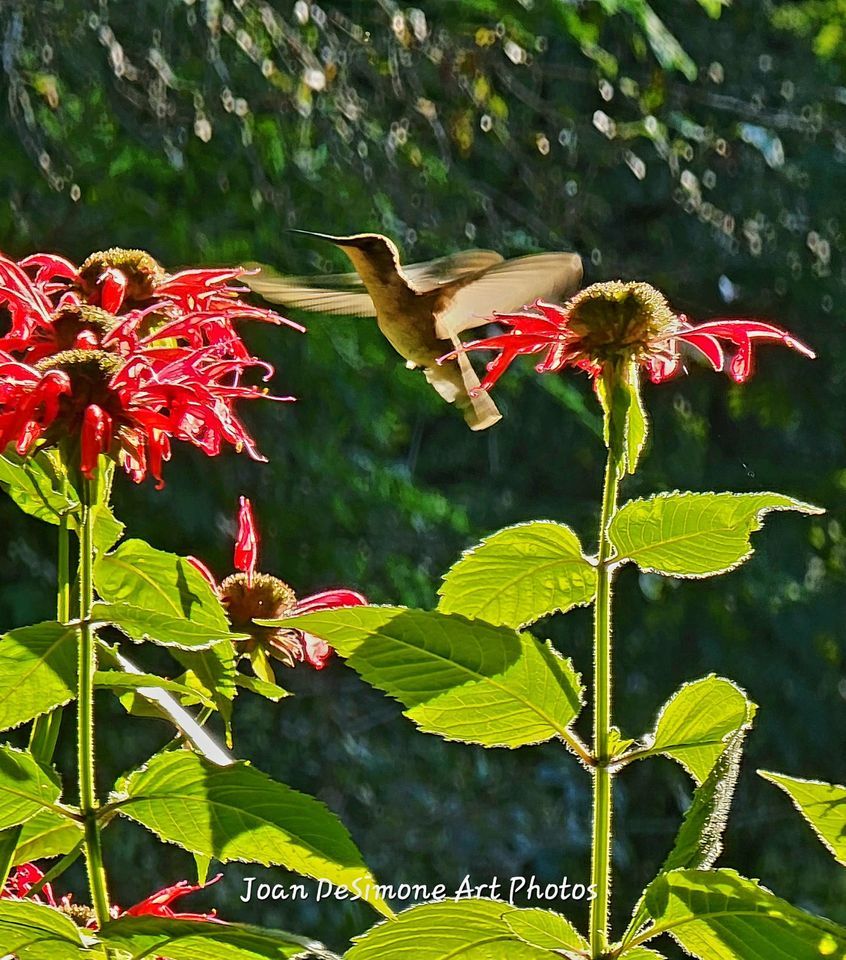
(244, 231, 583, 430)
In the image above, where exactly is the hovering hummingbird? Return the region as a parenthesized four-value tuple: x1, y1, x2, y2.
(244, 232, 583, 430)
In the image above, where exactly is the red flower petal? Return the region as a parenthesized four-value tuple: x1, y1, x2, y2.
(234, 496, 259, 585)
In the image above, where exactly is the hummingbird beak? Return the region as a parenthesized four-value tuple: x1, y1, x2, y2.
(288, 228, 356, 247)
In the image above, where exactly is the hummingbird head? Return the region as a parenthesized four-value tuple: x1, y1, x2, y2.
(291, 230, 402, 286)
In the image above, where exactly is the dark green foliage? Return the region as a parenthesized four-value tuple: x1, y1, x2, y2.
(1, 1, 844, 953)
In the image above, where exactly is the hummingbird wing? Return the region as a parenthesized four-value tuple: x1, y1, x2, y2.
(433, 251, 583, 338)
(241, 263, 377, 316)
(400, 250, 504, 289)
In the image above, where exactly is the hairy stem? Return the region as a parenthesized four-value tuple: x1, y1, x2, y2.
(589, 449, 620, 957)
(78, 477, 110, 925)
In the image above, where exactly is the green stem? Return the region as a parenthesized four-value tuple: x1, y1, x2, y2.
(589, 447, 621, 957)
(78, 477, 110, 926)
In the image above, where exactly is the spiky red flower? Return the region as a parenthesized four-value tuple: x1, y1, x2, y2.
(2, 862, 222, 940)
(0, 345, 286, 487)
(189, 498, 366, 671)
(0, 248, 302, 365)
(441, 281, 815, 392)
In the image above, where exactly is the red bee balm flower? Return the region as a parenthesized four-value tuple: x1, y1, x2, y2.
(0, 345, 286, 486)
(441, 281, 815, 392)
(0, 248, 301, 364)
(189, 497, 366, 671)
(2, 862, 221, 938)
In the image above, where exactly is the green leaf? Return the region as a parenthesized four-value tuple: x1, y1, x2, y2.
(92, 601, 242, 650)
(623, 731, 747, 946)
(696, 0, 728, 18)
(94, 539, 229, 630)
(0, 898, 93, 958)
(643, 868, 846, 959)
(276, 607, 584, 749)
(0, 746, 63, 829)
(597, 361, 648, 476)
(235, 674, 290, 702)
(437, 522, 597, 628)
(117, 751, 391, 917)
(0, 451, 77, 525)
(170, 642, 238, 742)
(0, 622, 77, 731)
(13, 809, 85, 865)
(639, 676, 755, 783)
(346, 900, 561, 960)
(94, 670, 216, 710)
(99, 916, 329, 959)
(759, 771, 846, 866)
(620, 950, 666, 959)
(609, 492, 822, 578)
(502, 907, 588, 950)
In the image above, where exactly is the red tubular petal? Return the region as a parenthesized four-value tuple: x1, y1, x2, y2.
(100, 269, 128, 313)
(234, 496, 259, 585)
(186, 556, 219, 592)
(676, 331, 725, 371)
(293, 589, 367, 613)
(299, 633, 334, 669)
(81, 405, 113, 479)
(125, 874, 224, 921)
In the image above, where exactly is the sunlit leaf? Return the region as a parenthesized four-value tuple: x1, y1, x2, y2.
(759, 771, 846, 866)
(638, 675, 755, 782)
(0, 622, 77, 731)
(609, 492, 822, 577)
(438, 522, 596, 628)
(0, 898, 94, 958)
(0, 746, 63, 830)
(117, 751, 391, 917)
(643, 869, 846, 958)
(12, 809, 84, 865)
(502, 907, 587, 951)
(99, 915, 331, 959)
(92, 601, 242, 650)
(277, 607, 583, 748)
(346, 900, 562, 960)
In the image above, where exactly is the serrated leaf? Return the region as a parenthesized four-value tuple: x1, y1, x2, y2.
(92, 601, 242, 650)
(12, 809, 85, 865)
(235, 675, 290, 702)
(117, 751, 391, 917)
(0, 622, 77, 731)
(346, 900, 561, 960)
(503, 907, 587, 950)
(623, 732, 747, 947)
(0, 898, 93, 958)
(99, 915, 330, 959)
(276, 607, 583, 748)
(437, 522, 596, 628)
(94, 539, 229, 630)
(759, 771, 846, 866)
(643, 868, 846, 959)
(641, 676, 755, 783)
(0, 451, 77, 525)
(94, 671, 216, 710)
(620, 949, 666, 959)
(0, 746, 63, 829)
(170, 642, 238, 742)
(609, 492, 822, 577)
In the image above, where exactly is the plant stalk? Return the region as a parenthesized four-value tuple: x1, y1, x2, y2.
(589, 448, 620, 957)
(78, 477, 110, 926)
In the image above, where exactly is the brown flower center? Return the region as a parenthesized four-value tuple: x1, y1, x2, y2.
(35, 349, 124, 432)
(78, 248, 164, 304)
(59, 902, 97, 927)
(219, 572, 306, 666)
(51, 304, 119, 350)
(565, 281, 677, 363)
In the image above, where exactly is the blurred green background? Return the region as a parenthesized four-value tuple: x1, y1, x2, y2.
(1, 1, 844, 955)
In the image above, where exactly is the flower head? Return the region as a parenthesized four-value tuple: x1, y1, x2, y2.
(189, 498, 366, 672)
(0, 345, 284, 487)
(441, 280, 815, 392)
(2, 862, 222, 939)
